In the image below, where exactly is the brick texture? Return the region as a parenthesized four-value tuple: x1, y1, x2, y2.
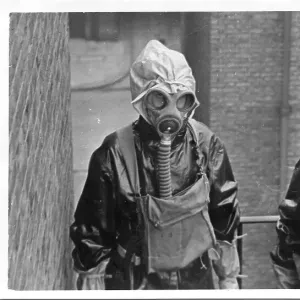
(288, 12, 300, 180)
(9, 13, 74, 290)
(210, 12, 300, 289)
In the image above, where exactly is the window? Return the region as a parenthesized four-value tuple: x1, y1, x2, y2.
(69, 13, 120, 41)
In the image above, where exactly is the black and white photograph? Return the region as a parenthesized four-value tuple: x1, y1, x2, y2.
(4, 1, 300, 297)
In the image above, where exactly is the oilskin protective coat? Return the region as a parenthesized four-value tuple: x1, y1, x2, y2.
(271, 159, 300, 289)
(70, 40, 241, 290)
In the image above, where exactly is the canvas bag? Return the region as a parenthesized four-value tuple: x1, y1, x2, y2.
(116, 119, 217, 274)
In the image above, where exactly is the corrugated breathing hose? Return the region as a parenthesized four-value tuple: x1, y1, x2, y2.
(157, 137, 172, 199)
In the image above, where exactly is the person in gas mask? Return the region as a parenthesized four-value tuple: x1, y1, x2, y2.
(70, 40, 241, 290)
(271, 159, 300, 289)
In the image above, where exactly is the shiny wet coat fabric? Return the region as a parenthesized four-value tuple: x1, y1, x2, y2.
(70, 117, 240, 289)
(271, 159, 300, 288)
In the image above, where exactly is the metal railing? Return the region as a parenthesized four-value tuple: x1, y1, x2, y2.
(237, 215, 280, 289)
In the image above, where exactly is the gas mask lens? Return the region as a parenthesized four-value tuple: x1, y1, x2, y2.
(147, 91, 167, 110)
(176, 93, 195, 111)
(146, 91, 195, 112)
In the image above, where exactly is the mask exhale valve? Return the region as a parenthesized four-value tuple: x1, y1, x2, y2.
(157, 135, 172, 199)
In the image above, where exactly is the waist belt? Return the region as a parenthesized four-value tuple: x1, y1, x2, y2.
(117, 244, 141, 266)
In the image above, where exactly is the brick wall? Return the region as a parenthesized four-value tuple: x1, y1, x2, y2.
(288, 12, 300, 180)
(9, 13, 74, 290)
(210, 12, 300, 289)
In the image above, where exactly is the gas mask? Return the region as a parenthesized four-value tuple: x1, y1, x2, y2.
(141, 88, 197, 199)
(130, 40, 199, 199)
(143, 88, 197, 140)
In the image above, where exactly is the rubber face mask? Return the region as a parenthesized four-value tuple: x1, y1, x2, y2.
(143, 88, 197, 139)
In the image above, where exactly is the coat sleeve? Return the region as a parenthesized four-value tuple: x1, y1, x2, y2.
(270, 159, 300, 288)
(207, 134, 240, 242)
(206, 134, 241, 289)
(70, 143, 118, 289)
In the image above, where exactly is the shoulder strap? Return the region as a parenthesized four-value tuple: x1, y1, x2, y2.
(187, 118, 200, 145)
(188, 118, 207, 175)
(116, 124, 140, 196)
(115, 124, 143, 286)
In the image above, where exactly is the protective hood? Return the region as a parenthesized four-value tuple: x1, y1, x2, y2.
(130, 40, 199, 124)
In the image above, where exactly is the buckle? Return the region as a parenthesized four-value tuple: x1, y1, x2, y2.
(117, 244, 141, 266)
